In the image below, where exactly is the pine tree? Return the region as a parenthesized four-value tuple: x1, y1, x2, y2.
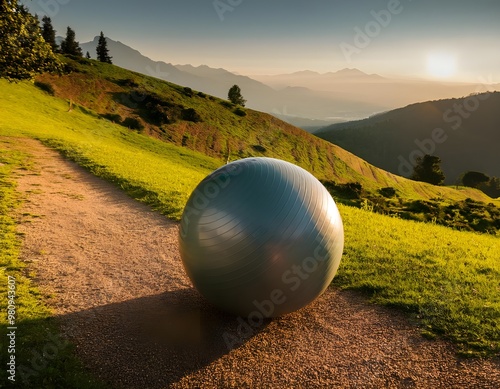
(60, 26, 82, 57)
(410, 154, 445, 185)
(228, 85, 246, 106)
(96, 31, 112, 64)
(41, 15, 58, 52)
(86, 51, 91, 59)
(0, 0, 61, 80)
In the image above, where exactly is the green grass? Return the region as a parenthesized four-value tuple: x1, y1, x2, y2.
(1, 78, 499, 359)
(335, 205, 500, 357)
(0, 79, 219, 220)
(0, 140, 105, 388)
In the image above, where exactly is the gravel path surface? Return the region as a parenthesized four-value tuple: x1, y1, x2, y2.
(11, 138, 500, 388)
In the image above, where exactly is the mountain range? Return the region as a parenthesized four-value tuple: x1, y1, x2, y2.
(79, 36, 499, 129)
(315, 93, 500, 184)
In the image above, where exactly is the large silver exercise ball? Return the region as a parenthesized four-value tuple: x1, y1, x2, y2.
(179, 157, 344, 318)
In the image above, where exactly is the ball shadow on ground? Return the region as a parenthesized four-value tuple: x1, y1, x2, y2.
(57, 287, 271, 388)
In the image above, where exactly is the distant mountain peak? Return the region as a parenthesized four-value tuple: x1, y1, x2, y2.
(290, 70, 320, 76)
(325, 68, 385, 80)
(335, 68, 367, 75)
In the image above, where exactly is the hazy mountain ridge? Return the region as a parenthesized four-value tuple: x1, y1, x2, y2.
(79, 36, 499, 132)
(75, 37, 400, 125)
(316, 93, 500, 184)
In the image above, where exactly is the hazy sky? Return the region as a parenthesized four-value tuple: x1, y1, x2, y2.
(23, 0, 500, 82)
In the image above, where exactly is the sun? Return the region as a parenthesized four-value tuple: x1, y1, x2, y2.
(426, 53, 457, 79)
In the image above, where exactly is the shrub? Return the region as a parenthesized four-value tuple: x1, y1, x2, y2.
(181, 108, 202, 123)
(62, 62, 79, 74)
(406, 200, 438, 214)
(122, 117, 144, 131)
(146, 102, 174, 125)
(220, 100, 235, 109)
(34, 81, 55, 96)
(321, 181, 363, 199)
(183, 87, 194, 97)
(117, 78, 139, 88)
(197, 91, 206, 98)
(101, 113, 122, 123)
(379, 187, 397, 198)
(233, 107, 247, 117)
(251, 145, 266, 153)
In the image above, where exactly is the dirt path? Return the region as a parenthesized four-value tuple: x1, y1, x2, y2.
(10, 138, 500, 388)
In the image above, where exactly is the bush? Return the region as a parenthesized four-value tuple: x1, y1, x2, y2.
(117, 78, 139, 88)
(233, 107, 247, 117)
(379, 187, 397, 198)
(62, 61, 79, 74)
(220, 100, 235, 109)
(34, 81, 55, 96)
(183, 87, 194, 97)
(101, 113, 122, 123)
(181, 108, 202, 123)
(122, 117, 144, 131)
(197, 91, 206, 98)
(146, 102, 174, 125)
(251, 145, 266, 153)
(321, 181, 363, 199)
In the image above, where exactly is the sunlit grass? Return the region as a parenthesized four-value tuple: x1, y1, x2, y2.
(0, 79, 219, 220)
(335, 205, 500, 356)
(0, 79, 499, 357)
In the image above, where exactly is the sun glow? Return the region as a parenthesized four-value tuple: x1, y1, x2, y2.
(426, 53, 457, 79)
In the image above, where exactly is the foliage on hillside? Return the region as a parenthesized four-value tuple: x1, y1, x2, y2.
(323, 180, 500, 234)
(34, 57, 496, 208)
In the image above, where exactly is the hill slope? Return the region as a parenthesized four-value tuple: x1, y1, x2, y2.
(1, 80, 499, 361)
(33, 56, 495, 206)
(316, 93, 500, 184)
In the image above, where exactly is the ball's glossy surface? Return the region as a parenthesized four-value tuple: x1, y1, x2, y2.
(179, 158, 344, 317)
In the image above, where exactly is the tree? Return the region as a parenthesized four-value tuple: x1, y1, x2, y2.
(96, 31, 112, 63)
(41, 16, 58, 52)
(0, 0, 61, 81)
(60, 26, 82, 57)
(228, 84, 246, 106)
(410, 154, 445, 185)
(86, 51, 91, 59)
(478, 177, 500, 199)
(461, 171, 490, 188)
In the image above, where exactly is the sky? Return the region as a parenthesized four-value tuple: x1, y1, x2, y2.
(22, 0, 500, 82)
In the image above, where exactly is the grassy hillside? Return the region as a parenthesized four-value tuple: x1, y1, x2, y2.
(1, 79, 218, 220)
(316, 93, 500, 184)
(33, 56, 496, 207)
(0, 78, 498, 358)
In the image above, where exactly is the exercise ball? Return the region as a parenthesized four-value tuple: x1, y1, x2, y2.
(179, 157, 343, 318)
